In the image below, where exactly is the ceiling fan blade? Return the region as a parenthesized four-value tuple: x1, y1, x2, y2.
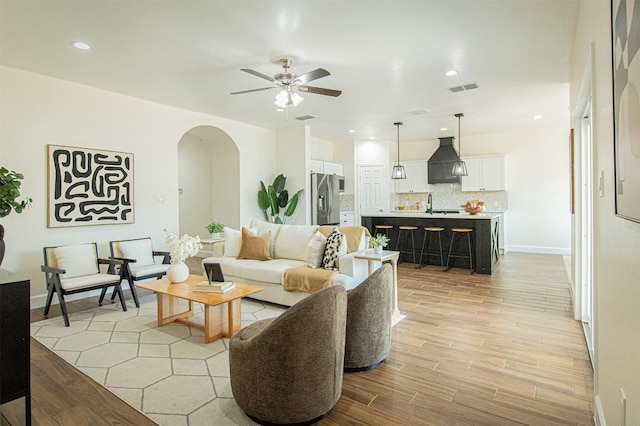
(231, 87, 275, 95)
(295, 68, 330, 84)
(240, 68, 275, 82)
(298, 85, 342, 97)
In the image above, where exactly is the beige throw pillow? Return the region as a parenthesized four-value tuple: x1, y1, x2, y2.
(237, 227, 272, 261)
(224, 226, 257, 257)
(119, 239, 155, 267)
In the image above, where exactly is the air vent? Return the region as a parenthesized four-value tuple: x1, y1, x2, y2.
(295, 115, 316, 121)
(409, 109, 430, 116)
(448, 82, 479, 93)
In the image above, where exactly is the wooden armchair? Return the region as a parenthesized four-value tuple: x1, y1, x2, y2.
(108, 237, 170, 307)
(42, 243, 127, 327)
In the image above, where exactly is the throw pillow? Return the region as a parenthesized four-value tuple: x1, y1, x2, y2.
(54, 244, 98, 279)
(237, 227, 272, 261)
(224, 226, 257, 257)
(118, 239, 155, 267)
(322, 227, 343, 271)
(305, 231, 327, 268)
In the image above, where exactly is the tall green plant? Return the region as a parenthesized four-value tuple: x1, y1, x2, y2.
(257, 174, 303, 224)
(0, 167, 32, 218)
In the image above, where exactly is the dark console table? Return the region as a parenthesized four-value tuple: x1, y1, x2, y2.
(0, 269, 31, 425)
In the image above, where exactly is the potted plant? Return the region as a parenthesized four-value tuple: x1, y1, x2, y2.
(205, 221, 225, 238)
(0, 167, 32, 266)
(370, 233, 390, 254)
(257, 174, 303, 224)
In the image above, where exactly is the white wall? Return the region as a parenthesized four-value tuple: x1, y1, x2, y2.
(0, 66, 275, 301)
(275, 126, 309, 225)
(571, 1, 640, 424)
(310, 136, 333, 161)
(464, 125, 571, 254)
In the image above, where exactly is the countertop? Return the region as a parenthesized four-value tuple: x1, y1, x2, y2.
(363, 211, 500, 219)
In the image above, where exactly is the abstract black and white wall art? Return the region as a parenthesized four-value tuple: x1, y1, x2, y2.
(48, 144, 134, 227)
(612, 0, 640, 223)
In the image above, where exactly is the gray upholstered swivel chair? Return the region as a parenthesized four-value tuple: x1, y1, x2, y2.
(344, 263, 393, 371)
(229, 285, 347, 425)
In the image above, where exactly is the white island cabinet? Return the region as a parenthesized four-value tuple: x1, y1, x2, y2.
(394, 160, 433, 193)
(461, 155, 506, 191)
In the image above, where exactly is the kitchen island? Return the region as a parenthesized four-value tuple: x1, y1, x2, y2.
(361, 212, 500, 274)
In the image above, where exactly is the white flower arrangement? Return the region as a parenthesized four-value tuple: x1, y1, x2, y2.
(162, 229, 203, 264)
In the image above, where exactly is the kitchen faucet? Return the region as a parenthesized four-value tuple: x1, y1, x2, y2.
(427, 193, 433, 214)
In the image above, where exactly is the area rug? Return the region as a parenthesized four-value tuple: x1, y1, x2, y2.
(30, 294, 286, 426)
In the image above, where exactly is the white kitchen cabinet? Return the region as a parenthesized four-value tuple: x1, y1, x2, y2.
(461, 156, 506, 191)
(394, 160, 433, 193)
(311, 159, 344, 176)
(310, 159, 324, 173)
(323, 161, 344, 176)
(340, 211, 355, 226)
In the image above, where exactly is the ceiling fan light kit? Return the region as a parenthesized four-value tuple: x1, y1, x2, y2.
(452, 112, 468, 177)
(232, 58, 341, 108)
(391, 122, 407, 180)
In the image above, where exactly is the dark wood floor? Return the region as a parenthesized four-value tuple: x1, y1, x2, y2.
(1, 252, 593, 425)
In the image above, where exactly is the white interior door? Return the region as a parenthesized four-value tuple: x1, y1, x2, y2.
(358, 165, 387, 214)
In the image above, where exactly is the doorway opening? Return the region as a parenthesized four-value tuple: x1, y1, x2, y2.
(177, 126, 240, 241)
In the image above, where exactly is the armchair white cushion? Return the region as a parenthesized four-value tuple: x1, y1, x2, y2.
(53, 243, 99, 279)
(119, 238, 155, 267)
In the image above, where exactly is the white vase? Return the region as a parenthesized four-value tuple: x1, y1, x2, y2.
(211, 232, 222, 239)
(374, 246, 383, 254)
(167, 262, 190, 283)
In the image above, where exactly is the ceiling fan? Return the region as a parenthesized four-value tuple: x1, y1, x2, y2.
(231, 58, 342, 108)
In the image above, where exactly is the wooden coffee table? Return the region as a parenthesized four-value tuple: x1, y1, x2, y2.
(137, 274, 264, 343)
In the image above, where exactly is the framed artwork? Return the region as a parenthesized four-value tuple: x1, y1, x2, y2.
(612, 0, 640, 223)
(47, 144, 134, 227)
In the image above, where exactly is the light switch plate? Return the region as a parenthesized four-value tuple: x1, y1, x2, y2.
(152, 194, 165, 203)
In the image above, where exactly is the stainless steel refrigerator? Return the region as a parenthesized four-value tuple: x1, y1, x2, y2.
(311, 173, 343, 225)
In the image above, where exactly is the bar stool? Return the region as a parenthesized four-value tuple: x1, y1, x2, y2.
(446, 227, 475, 274)
(419, 226, 445, 271)
(395, 225, 419, 268)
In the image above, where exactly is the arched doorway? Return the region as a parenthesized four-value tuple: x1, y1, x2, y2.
(177, 125, 240, 239)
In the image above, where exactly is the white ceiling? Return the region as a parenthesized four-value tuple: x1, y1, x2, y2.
(0, 0, 579, 143)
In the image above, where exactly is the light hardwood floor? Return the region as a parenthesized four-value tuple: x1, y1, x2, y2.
(1, 252, 593, 425)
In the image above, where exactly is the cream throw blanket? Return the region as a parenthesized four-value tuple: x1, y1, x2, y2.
(283, 267, 338, 293)
(283, 226, 371, 293)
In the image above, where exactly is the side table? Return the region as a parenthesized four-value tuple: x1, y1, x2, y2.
(354, 250, 405, 325)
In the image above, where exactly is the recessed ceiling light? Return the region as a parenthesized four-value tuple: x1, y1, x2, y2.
(533, 115, 543, 120)
(369, 137, 375, 140)
(445, 70, 459, 77)
(276, 108, 285, 112)
(72, 41, 91, 50)
(348, 129, 355, 133)
(440, 127, 448, 131)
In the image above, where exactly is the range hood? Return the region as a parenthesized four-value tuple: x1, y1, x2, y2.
(427, 137, 462, 184)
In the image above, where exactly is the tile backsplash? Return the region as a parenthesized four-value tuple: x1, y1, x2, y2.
(391, 183, 508, 212)
(339, 184, 507, 213)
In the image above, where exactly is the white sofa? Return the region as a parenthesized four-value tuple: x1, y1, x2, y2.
(201, 220, 369, 306)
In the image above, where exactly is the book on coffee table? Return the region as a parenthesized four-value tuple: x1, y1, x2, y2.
(194, 281, 236, 293)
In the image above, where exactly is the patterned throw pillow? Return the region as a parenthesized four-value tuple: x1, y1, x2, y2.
(322, 227, 343, 270)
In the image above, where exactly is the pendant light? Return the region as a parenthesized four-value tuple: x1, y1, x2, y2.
(451, 113, 468, 177)
(391, 122, 407, 179)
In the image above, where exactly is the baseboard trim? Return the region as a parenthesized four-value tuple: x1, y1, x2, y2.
(505, 245, 571, 255)
(594, 394, 606, 426)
